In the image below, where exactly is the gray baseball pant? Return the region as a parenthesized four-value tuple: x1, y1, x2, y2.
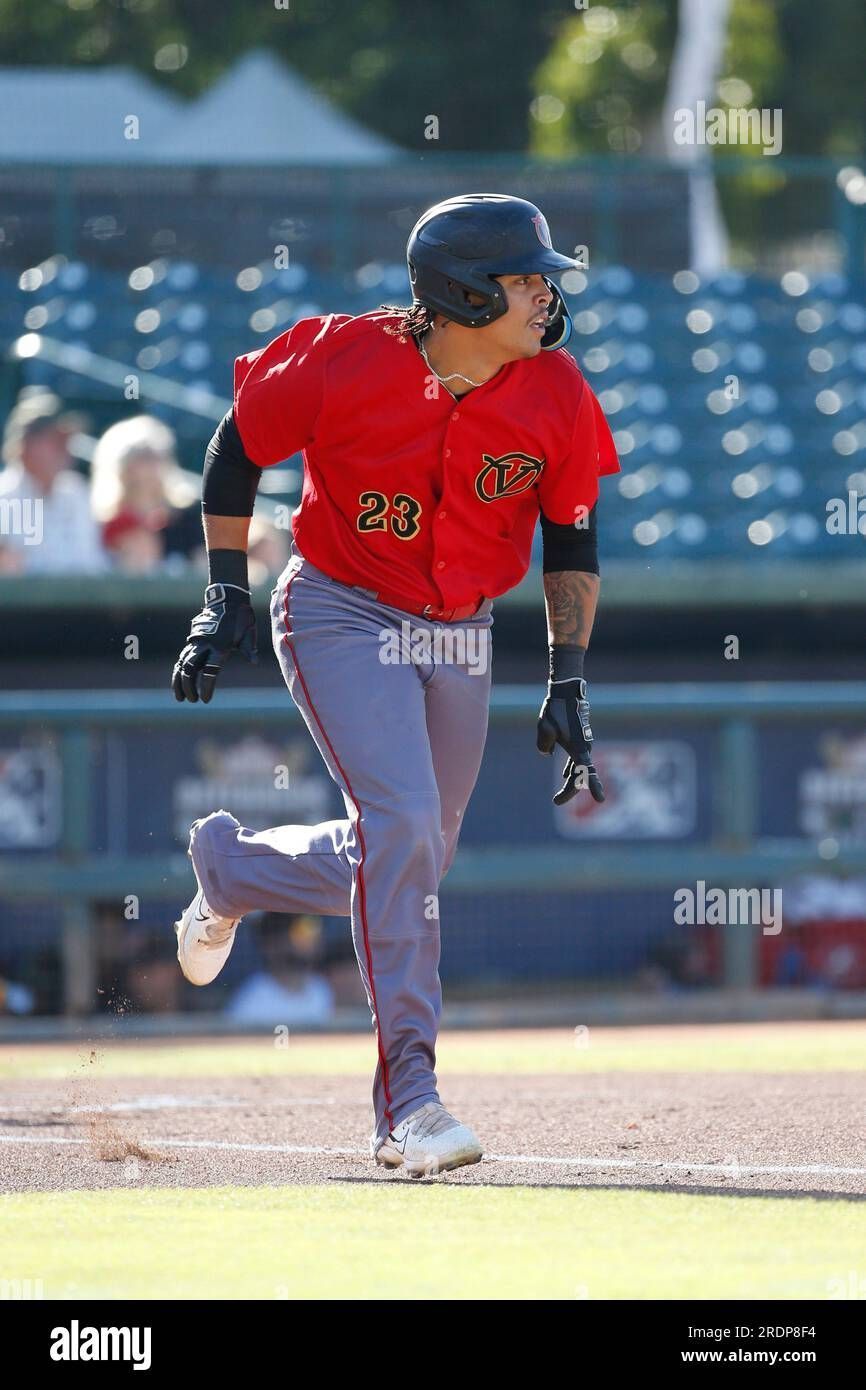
(188, 548, 493, 1147)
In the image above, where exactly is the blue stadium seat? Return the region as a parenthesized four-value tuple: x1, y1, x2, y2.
(2, 259, 864, 565)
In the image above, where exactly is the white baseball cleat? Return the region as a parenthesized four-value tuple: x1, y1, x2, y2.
(374, 1101, 483, 1177)
(174, 886, 241, 987)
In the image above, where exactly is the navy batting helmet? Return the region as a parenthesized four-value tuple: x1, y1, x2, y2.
(406, 193, 577, 350)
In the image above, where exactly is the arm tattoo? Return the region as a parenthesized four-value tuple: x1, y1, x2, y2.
(543, 570, 600, 647)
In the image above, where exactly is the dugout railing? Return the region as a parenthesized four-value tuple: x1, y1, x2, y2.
(1, 682, 865, 1015)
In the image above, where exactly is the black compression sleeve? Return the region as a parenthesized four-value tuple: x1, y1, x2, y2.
(207, 549, 250, 590)
(540, 502, 599, 575)
(202, 410, 262, 517)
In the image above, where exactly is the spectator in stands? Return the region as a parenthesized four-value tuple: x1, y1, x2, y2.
(248, 514, 290, 584)
(91, 414, 204, 574)
(101, 510, 165, 575)
(0, 388, 106, 574)
(122, 932, 184, 1013)
(639, 927, 714, 990)
(0, 972, 35, 1015)
(92, 413, 289, 579)
(226, 912, 335, 1025)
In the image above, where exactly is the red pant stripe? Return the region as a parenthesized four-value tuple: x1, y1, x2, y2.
(281, 573, 395, 1134)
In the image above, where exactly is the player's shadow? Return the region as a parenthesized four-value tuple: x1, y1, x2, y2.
(0, 1114, 73, 1128)
(330, 1173, 866, 1201)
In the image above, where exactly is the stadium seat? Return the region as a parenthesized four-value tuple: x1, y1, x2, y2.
(2, 260, 863, 561)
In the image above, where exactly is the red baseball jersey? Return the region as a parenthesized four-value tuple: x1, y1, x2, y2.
(233, 310, 619, 611)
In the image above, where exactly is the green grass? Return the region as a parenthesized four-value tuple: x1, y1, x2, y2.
(3, 1027, 862, 1300)
(2, 1023, 865, 1081)
(2, 1185, 860, 1300)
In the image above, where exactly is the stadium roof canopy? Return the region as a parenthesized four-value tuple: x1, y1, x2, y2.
(0, 52, 397, 165)
(0, 66, 182, 163)
(150, 50, 398, 165)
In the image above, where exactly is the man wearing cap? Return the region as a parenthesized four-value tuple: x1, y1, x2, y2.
(0, 389, 105, 574)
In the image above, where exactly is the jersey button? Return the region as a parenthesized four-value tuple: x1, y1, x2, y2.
(438, 510, 447, 520)
(436, 560, 446, 570)
(451, 411, 460, 421)
(444, 448, 451, 458)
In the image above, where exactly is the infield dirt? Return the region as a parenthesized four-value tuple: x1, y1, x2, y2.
(1, 1026, 863, 1197)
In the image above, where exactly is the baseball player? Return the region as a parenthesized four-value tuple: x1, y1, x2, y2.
(171, 194, 619, 1176)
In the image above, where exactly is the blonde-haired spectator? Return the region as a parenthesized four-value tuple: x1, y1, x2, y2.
(91, 415, 204, 574)
(92, 413, 289, 580)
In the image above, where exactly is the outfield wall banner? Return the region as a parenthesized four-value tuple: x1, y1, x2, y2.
(2, 720, 863, 854)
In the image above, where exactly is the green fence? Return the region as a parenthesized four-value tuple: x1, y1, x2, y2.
(2, 156, 864, 276)
(1, 682, 865, 1014)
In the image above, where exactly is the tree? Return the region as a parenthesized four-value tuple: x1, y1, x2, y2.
(0, 0, 570, 152)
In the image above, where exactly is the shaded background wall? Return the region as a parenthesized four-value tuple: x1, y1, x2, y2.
(1, 0, 866, 1023)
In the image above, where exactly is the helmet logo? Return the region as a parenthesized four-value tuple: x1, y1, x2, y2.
(532, 213, 552, 249)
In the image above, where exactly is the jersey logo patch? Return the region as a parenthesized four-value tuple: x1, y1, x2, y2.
(475, 452, 545, 502)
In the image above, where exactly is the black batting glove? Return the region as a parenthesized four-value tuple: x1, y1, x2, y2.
(536, 677, 606, 805)
(171, 582, 258, 704)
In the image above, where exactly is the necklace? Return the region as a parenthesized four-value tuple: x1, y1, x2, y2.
(418, 335, 486, 389)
